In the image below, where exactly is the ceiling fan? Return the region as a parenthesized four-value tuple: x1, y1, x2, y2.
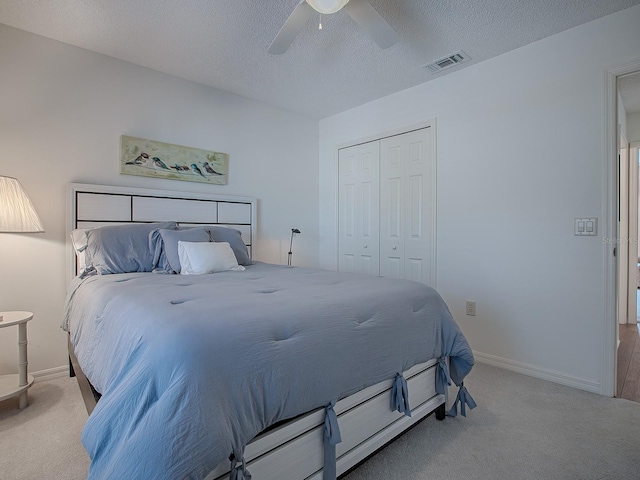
(268, 0, 399, 54)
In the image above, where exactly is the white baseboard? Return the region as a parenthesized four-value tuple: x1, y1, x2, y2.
(473, 351, 601, 394)
(32, 365, 69, 382)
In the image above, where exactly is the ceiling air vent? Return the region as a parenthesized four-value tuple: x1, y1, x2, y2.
(424, 50, 471, 73)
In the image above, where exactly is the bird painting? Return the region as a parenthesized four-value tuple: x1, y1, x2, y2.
(170, 164, 190, 172)
(120, 136, 228, 185)
(201, 161, 223, 175)
(125, 152, 149, 165)
(153, 157, 170, 170)
(191, 163, 207, 179)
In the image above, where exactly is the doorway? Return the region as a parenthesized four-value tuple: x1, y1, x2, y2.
(618, 142, 640, 401)
(614, 70, 640, 401)
(604, 61, 640, 397)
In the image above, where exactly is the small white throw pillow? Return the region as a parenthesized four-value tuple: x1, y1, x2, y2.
(178, 241, 246, 275)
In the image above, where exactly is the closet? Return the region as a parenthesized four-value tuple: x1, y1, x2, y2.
(338, 126, 435, 285)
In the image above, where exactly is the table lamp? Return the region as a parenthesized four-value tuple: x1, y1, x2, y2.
(0, 176, 45, 322)
(0, 176, 44, 233)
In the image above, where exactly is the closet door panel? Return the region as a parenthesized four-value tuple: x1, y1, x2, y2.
(407, 257, 424, 283)
(403, 130, 433, 285)
(339, 150, 358, 273)
(386, 256, 402, 279)
(380, 141, 405, 279)
(342, 254, 356, 273)
(359, 178, 378, 275)
(338, 142, 380, 276)
(380, 128, 434, 285)
(361, 180, 375, 240)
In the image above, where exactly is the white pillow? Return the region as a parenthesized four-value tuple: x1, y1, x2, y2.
(70, 228, 91, 275)
(178, 241, 246, 275)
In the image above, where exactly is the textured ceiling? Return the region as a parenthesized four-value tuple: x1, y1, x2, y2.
(1, 0, 639, 118)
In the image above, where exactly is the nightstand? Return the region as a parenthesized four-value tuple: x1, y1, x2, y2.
(0, 311, 34, 409)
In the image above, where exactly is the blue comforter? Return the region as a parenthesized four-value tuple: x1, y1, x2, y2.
(63, 262, 473, 479)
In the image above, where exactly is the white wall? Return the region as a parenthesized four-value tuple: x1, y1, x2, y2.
(628, 112, 640, 142)
(0, 25, 319, 376)
(319, 5, 640, 393)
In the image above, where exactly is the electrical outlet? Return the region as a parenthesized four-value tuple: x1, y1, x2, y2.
(466, 301, 476, 316)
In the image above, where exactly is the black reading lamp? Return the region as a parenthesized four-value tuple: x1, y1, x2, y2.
(287, 228, 301, 266)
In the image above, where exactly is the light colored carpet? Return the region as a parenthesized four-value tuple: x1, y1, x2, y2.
(343, 364, 640, 480)
(0, 374, 90, 480)
(1, 364, 639, 480)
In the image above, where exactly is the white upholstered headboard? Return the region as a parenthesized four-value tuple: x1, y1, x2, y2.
(66, 183, 257, 284)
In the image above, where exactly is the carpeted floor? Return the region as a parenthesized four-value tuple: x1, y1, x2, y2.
(1, 363, 639, 480)
(343, 364, 640, 480)
(0, 372, 90, 479)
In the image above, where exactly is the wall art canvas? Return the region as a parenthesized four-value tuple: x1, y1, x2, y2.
(120, 136, 228, 185)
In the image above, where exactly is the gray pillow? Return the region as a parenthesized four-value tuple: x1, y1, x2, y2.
(156, 227, 211, 273)
(151, 226, 252, 273)
(85, 222, 177, 274)
(207, 226, 252, 266)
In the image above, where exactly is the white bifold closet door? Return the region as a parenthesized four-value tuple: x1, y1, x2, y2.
(379, 128, 434, 284)
(338, 141, 380, 275)
(338, 127, 435, 285)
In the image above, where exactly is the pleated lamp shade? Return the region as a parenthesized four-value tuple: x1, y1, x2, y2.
(0, 176, 44, 233)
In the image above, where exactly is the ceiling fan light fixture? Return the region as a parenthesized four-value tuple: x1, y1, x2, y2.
(306, 0, 350, 15)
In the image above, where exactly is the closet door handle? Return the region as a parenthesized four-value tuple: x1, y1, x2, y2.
(392, 246, 397, 250)
(363, 244, 368, 249)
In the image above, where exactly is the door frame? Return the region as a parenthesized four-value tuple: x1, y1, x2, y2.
(604, 60, 640, 397)
(618, 126, 629, 326)
(625, 137, 637, 324)
(629, 142, 640, 325)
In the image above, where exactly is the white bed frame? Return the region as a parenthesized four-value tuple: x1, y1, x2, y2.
(66, 183, 257, 284)
(66, 183, 446, 480)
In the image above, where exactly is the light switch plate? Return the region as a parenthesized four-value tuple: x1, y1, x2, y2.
(574, 217, 597, 236)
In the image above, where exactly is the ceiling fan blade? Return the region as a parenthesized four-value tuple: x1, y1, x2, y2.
(343, 0, 399, 49)
(268, 0, 314, 54)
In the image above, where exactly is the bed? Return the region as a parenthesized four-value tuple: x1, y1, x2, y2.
(63, 183, 475, 480)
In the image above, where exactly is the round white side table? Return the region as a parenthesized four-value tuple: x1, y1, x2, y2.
(0, 311, 35, 409)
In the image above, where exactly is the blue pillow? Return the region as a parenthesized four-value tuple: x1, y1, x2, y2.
(85, 222, 177, 275)
(207, 226, 252, 266)
(151, 226, 252, 273)
(153, 227, 211, 273)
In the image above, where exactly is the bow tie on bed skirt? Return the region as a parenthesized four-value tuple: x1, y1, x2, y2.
(391, 373, 411, 417)
(229, 448, 251, 480)
(436, 356, 477, 418)
(448, 383, 477, 417)
(323, 399, 342, 480)
(436, 356, 452, 400)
